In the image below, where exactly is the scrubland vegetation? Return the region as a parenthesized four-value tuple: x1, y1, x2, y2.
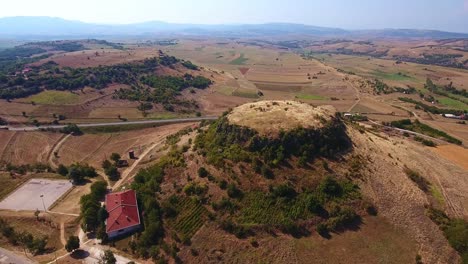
(427, 207, 468, 263)
(0, 217, 49, 255)
(389, 119, 462, 145)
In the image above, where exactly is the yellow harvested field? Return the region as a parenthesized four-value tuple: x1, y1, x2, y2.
(432, 145, 468, 170)
(54, 123, 195, 168)
(228, 101, 335, 136)
(0, 131, 63, 165)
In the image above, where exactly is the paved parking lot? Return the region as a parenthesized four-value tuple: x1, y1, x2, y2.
(0, 179, 72, 211)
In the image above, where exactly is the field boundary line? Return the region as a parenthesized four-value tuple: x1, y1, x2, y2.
(80, 134, 114, 163)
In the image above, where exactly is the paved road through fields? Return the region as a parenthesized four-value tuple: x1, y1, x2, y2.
(4, 116, 218, 131)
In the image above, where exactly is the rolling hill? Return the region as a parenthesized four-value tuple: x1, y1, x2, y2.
(1, 16, 468, 39)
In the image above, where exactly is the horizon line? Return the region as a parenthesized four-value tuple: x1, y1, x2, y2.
(0, 15, 467, 35)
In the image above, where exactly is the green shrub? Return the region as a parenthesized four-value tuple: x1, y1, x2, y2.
(197, 167, 209, 178)
(404, 168, 430, 192)
(227, 184, 243, 199)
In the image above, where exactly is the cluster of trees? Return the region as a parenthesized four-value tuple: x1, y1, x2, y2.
(0, 52, 192, 99)
(130, 162, 166, 259)
(372, 79, 391, 94)
(80, 181, 108, 236)
(57, 163, 97, 184)
(442, 82, 468, 98)
(0, 40, 125, 75)
(115, 74, 211, 106)
(181, 61, 199, 70)
(0, 46, 49, 74)
(60, 124, 82, 135)
(399, 97, 466, 116)
(195, 116, 351, 169)
(0, 218, 48, 255)
(102, 153, 122, 181)
(389, 119, 462, 145)
(2, 162, 52, 175)
(425, 78, 468, 105)
(398, 53, 467, 69)
(31, 41, 86, 52)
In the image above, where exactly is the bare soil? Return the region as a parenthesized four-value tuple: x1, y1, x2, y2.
(228, 100, 336, 137)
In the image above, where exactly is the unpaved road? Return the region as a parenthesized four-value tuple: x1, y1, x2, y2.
(112, 141, 161, 190)
(47, 133, 72, 169)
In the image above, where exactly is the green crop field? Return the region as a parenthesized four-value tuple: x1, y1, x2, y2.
(230, 53, 249, 65)
(371, 70, 414, 81)
(236, 192, 312, 226)
(438, 97, 468, 111)
(295, 93, 327, 100)
(22, 90, 80, 105)
(232, 88, 259, 99)
(172, 196, 208, 239)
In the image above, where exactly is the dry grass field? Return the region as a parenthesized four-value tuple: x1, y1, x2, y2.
(178, 217, 417, 264)
(0, 131, 63, 165)
(53, 123, 195, 169)
(431, 145, 468, 170)
(228, 101, 335, 137)
(32, 46, 161, 68)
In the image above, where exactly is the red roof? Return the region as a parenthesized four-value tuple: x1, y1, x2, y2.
(105, 190, 141, 233)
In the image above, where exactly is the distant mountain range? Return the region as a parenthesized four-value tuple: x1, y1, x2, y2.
(1, 16, 468, 39)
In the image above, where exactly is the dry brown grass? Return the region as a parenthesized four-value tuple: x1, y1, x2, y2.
(228, 101, 335, 137)
(178, 217, 417, 264)
(431, 145, 468, 170)
(32, 47, 161, 68)
(0, 131, 62, 165)
(349, 126, 466, 263)
(54, 123, 195, 169)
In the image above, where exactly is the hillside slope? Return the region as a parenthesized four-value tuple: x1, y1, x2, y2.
(123, 101, 467, 263)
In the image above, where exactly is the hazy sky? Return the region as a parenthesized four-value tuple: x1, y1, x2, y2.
(1, 0, 468, 32)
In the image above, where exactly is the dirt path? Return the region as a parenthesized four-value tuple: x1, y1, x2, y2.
(80, 134, 113, 163)
(346, 79, 361, 112)
(60, 222, 66, 247)
(112, 141, 162, 190)
(48, 133, 72, 169)
(49, 211, 80, 217)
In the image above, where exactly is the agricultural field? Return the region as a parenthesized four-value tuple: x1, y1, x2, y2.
(52, 122, 195, 169)
(18, 90, 80, 105)
(310, 54, 468, 111)
(0, 131, 63, 165)
(168, 196, 208, 240)
(160, 40, 359, 112)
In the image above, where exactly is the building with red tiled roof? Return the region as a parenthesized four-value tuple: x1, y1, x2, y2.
(105, 190, 141, 239)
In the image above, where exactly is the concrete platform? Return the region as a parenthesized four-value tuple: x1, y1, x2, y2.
(0, 179, 73, 211)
